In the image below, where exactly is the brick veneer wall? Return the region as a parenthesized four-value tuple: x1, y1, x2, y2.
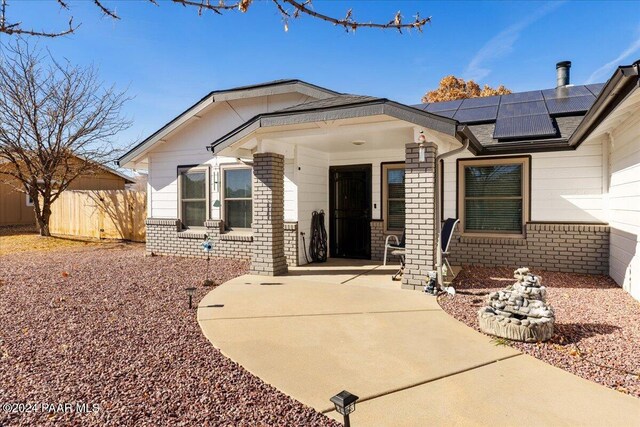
(145, 218, 252, 260)
(371, 220, 401, 263)
(284, 221, 299, 267)
(402, 142, 437, 290)
(251, 152, 288, 276)
(448, 223, 610, 275)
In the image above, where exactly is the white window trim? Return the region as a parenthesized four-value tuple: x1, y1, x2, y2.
(382, 163, 405, 234)
(220, 163, 253, 231)
(25, 194, 34, 207)
(457, 157, 530, 238)
(177, 165, 210, 229)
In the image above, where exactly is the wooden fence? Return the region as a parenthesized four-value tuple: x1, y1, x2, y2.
(49, 190, 146, 242)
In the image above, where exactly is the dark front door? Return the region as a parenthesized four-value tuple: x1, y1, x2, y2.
(329, 165, 371, 259)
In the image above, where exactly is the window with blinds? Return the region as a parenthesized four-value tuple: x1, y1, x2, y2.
(459, 158, 529, 235)
(383, 164, 405, 232)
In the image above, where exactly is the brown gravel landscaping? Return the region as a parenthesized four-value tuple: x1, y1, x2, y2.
(0, 244, 337, 426)
(439, 266, 640, 398)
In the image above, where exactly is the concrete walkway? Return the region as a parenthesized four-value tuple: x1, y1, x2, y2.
(198, 260, 640, 426)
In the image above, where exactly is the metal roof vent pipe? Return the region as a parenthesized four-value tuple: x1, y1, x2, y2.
(556, 61, 571, 88)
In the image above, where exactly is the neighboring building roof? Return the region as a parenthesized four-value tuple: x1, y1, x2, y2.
(117, 80, 339, 167)
(98, 162, 136, 183)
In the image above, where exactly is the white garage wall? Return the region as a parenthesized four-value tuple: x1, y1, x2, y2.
(608, 114, 640, 301)
(442, 137, 606, 223)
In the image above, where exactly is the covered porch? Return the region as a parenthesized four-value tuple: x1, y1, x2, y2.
(209, 97, 472, 289)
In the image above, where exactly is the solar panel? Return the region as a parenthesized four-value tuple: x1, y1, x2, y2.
(545, 95, 595, 115)
(542, 85, 592, 99)
(432, 110, 457, 119)
(459, 96, 500, 108)
(498, 101, 547, 118)
(454, 105, 499, 123)
(493, 114, 557, 139)
(499, 90, 544, 104)
(586, 83, 605, 97)
(411, 103, 429, 111)
(425, 99, 463, 112)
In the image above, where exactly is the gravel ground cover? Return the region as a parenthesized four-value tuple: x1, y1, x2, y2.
(439, 266, 640, 397)
(0, 244, 337, 426)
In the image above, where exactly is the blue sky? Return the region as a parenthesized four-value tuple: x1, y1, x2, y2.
(3, 1, 640, 152)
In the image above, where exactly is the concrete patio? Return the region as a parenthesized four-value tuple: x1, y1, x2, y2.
(197, 259, 640, 426)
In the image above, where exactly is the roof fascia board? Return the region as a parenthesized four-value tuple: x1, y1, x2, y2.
(118, 94, 215, 166)
(260, 104, 386, 127)
(478, 141, 573, 156)
(569, 63, 639, 148)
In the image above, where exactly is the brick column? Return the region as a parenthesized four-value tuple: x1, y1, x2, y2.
(251, 152, 288, 275)
(402, 142, 437, 290)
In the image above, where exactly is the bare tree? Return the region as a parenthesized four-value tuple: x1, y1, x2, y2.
(0, 40, 131, 236)
(0, 0, 430, 38)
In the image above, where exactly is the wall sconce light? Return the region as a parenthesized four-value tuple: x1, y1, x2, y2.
(418, 131, 427, 162)
(330, 390, 359, 427)
(213, 169, 219, 192)
(185, 287, 197, 309)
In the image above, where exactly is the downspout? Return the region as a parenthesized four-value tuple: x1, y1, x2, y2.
(435, 136, 469, 290)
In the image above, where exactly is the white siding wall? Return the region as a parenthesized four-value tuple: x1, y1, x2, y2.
(296, 146, 329, 264)
(442, 138, 606, 222)
(147, 93, 312, 219)
(608, 114, 640, 300)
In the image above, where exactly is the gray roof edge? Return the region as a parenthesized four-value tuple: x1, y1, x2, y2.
(212, 81, 339, 101)
(569, 62, 640, 147)
(209, 99, 460, 154)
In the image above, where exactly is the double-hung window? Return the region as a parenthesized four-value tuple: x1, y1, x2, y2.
(458, 157, 529, 236)
(178, 166, 209, 228)
(222, 166, 252, 230)
(382, 163, 405, 233)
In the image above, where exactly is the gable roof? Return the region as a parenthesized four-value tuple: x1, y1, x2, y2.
(120, 63, 640, 165)
(207, 94, 477, 154)
(117, 80, 339, 167)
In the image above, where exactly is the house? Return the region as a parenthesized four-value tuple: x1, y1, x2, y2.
(0, 159, 135, 226)
(118, 61, 640, 301)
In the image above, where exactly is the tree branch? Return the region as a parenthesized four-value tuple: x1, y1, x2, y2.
(0, 0, 76, 37)
(275, 0, 431, 33)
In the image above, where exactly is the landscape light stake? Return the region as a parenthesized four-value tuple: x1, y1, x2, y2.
(185, 287, 196, 309)
(330, 390, 359, 427)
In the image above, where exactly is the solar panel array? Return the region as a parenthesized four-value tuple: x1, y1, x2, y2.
(412, 84, 603, 141)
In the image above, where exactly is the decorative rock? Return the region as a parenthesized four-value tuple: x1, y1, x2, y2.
(478, 267, 555, 342)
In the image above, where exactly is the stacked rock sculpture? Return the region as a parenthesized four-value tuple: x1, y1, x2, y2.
(478, 267, 555, 342)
